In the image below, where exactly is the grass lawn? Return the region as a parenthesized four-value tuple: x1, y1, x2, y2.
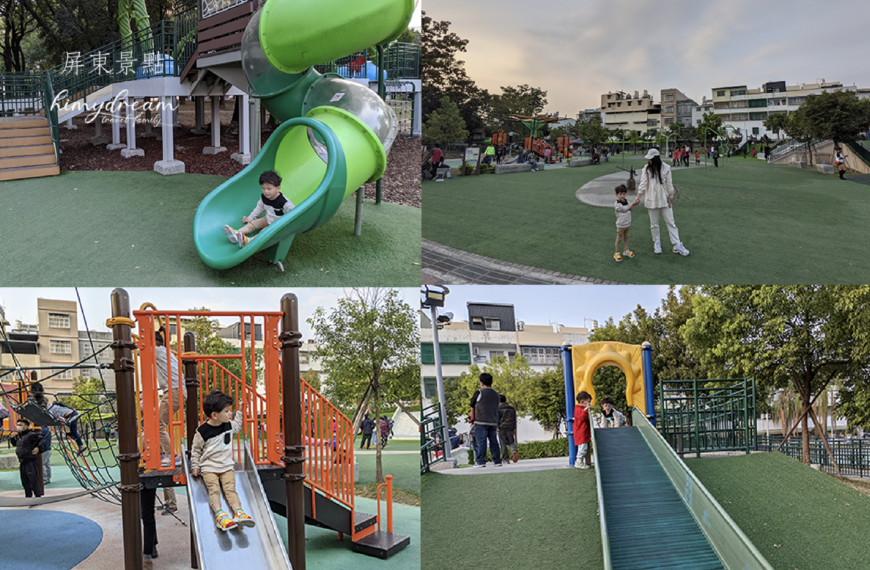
(0, 171, 421, 286)
(689, 452, 870, 570)
(356, 450, 419, 496)
(353, 435, 418, 451)
(420, 469, 601, 570)
(423, 158, 870, 283)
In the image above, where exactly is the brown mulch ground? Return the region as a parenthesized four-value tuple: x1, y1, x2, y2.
(58, 97, 420, 208)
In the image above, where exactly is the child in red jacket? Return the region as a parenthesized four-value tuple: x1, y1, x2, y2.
(573, 391, 593, 469)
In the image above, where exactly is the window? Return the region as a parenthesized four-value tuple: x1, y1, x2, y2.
(664, 117, 674, 125)
(471, 317, 483, 327)
(717, 90, 726, 97)
(752, 127, 760, 135)
(627, 101, 632, 106)
(489, 351, 505, 360)
(485, 318, 500, 331)
(607, 94, 612, 99)
(731, 89, 746, 96)
(48, 313, 70, 329)
(697, 119, 701, 125)
(423, 377, 438, 399)
(520, 346, 560, 365)
(617, 102, 622, 107)
(420, 343, 472, 365)
(664, 94, 674, 101)
(748, 99, 767, 108)
(749, 112, 767, 121)
(50, 339, 72, 354)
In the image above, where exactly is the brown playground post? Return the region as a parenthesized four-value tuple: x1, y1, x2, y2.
(31, 371, 45, 497)
(110, 288, 143, 570)
(280, 293, 305, 570)
(183, 331, 200, 569)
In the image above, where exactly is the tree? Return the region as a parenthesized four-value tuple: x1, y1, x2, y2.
(423, 96, 468, 146)
(0, 0, 39, 72)
(682, 286, 870, 465)
(628, 130, 640, 153)
(486, 84, 548, 133)
(800, 90, 870, 148)
(783, 107, 816, 166)
(308, 289, 419, 484)
(525, 365, 566, 438)
(696, 112, 724, 146)
(422, 12, 488, 134)
(59, 375, 111, 417)
(301, 369, 321, 393)
(762, 113, 787, 142)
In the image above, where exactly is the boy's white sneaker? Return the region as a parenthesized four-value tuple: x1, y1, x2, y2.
(673, 243, 690, 256)
(654, 240, 662, 254)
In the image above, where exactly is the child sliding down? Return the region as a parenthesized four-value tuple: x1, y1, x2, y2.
(190, 390, 256, 531)
(223, 170, 295, 248)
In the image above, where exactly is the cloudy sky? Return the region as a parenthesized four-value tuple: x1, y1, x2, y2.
(426, 0, 870, 116)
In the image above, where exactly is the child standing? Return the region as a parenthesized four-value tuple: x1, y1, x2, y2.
(614, 184, 636, 262)
(573, 392, 593, 469)
(11, 418, 47, 498)
(223, 171, 295, 248)
(190, 390, 256, 532)
(694, 151, 700, 166)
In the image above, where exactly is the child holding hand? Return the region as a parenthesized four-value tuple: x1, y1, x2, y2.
(190, 390, 255, 531)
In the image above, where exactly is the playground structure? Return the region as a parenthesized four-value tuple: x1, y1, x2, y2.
(3, 289, 409, 569)
(561, 341, 773, 570)
(509, 112, 559, 162)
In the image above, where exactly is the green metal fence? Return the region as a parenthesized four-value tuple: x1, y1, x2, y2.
(420, 403, 446, 474)
(660, 378, 758, 458)
(758, 435, 870, 478)
(0, 73, 44, 116)
(385, 80, 416, 138)
(383, 42, 419, 79)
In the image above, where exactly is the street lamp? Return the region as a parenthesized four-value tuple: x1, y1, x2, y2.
(421, 285, 454, 465)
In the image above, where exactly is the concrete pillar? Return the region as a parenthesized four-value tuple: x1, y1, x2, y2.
(190, 96, 206, 135)
(65, 117, 77, 130)
(141, 99, 157, 138)
(154, 96, 185, 175)
(107, 100, 125, 150)
(91, 116, 108, 146)
(173, 97, 180, 127)
(232, 93, 251, 165)
(121, 97, 144, 158)
(204, 96, 227, 155)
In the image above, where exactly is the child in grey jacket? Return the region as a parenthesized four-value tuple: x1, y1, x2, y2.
(614, 184, 637, 262)
(190, 390, 255, 532)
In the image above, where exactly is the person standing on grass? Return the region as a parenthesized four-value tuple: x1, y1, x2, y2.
(835, 147, 847, 180)
(497, 395, 519, 464)
(573, 392, 593, 469)
(359, 414, 375, 449)
(632, 148, 690, 256)
(613, 184, 637, 262)
(470, 373, 502, 468)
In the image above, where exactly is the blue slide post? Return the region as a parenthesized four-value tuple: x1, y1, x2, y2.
(642, 343, 655, 426)
(561, 344, 576, 466)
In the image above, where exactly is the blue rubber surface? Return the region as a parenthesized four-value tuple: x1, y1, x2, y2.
(0, 509, 102, 569)
(596, 427, 724, 570)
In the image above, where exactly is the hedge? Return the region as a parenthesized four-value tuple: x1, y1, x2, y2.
(467, 437, 569, 464)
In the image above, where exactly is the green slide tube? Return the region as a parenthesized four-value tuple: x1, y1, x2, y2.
(193, 106, 384, 270)
(258, 0, 417, 74)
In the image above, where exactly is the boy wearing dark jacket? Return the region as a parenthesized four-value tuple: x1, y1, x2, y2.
(497, 395, 519, 463)
(11, 418, 47, 497)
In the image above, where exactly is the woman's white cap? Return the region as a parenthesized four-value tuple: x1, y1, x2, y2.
(644, 148, 660, 159)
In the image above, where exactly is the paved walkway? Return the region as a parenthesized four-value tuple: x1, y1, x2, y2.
(356, 450, 418, 455)
(422, 239, 625, 285)
(437, 456, 574, 475)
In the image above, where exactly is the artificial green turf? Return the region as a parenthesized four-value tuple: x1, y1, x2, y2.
(689, 452, 870, 570)
(423, 157, 870, 283)
(356, 450, 419, 495)
(353, 435, 419, 451)
(420, 469, 602, 570)
(0, 171, 420, 286)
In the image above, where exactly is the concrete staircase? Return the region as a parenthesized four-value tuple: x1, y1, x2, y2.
(0, 116, 59, 181)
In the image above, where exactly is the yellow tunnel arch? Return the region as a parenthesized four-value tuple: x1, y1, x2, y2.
(572, 342, 647, 415)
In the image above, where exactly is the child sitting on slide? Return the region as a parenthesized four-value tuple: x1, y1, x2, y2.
(222, 170, 295, 248)
(190, 390, 256, 532)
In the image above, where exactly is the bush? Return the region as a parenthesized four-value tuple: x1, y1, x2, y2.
(467, 437, 569, 464)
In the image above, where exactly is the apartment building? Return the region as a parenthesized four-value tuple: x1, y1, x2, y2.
(77, 330, 115, 390)
(36, 299, 81, 392)
(600, 90, 660, 134)
(691, 97, 714, 127)
(660, 88, 697, 128)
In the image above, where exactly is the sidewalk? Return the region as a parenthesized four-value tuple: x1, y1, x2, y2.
(438, 456, 573, 475)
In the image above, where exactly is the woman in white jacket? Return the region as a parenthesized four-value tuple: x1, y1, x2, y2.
(632, 148, 690, 256)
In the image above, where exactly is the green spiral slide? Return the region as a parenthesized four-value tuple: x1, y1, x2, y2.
(193, 0, 416, 270)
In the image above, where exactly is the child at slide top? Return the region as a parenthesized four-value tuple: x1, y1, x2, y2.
(223, 170, 295, 248)
(190, 390, 256, 532)
(573, 391, 593, 469)
(614, 184, 637, 262)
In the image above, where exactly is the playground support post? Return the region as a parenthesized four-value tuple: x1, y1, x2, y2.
(430, 304, 453, 464)
(641, 344, 654, 426)
(743, 378, 749, 456)
(110, 288, 143, 570)
(376, 44, 385, 206)
(561, 345, 576, 466)
(280, 294, 305, 570)
(183, 332, 200, 569)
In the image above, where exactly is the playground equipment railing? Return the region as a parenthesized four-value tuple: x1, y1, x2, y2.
(41, 73, 60, 167)
(419, 402, 445, 474)
(382, 43, 420, 80)
(589, 417, 612, 569)
(634, 408, 773, 570)
(758, 434, 870, 478)
(0, 73, 43, 116)
(659, 378, 757, 458)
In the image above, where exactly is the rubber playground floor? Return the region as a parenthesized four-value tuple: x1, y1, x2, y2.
(0, 171, 421, 287)
(422, 156, 870, 283)
(421, 451, 870, 570)
(0, 461, 420, 570)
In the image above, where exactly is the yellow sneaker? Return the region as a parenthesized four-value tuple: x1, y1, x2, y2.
(623, 250, 635, 258)
(234, 508, 256, 528)
(614, 252, 622, 262)
(215, 510, 238, 532)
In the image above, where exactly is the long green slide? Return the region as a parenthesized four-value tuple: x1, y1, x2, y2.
(193, 0, 415, 270)
(591, 409, 772, 570)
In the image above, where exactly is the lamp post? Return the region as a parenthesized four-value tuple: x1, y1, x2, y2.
(421, 285, 454, 464)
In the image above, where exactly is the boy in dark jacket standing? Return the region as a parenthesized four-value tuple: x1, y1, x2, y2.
(497, 395, 519, 464)
(11, 418, 47, 497)
(470, 373, 502, 467)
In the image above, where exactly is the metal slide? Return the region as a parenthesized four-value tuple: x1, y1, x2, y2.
(183, 443, 292, 570)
